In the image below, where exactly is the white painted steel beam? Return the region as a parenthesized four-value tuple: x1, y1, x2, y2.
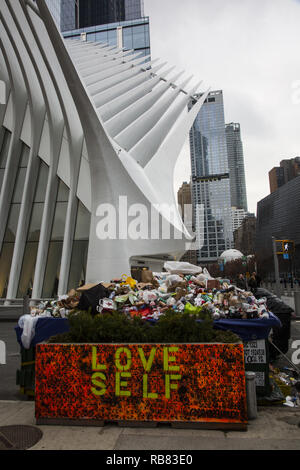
(0, 22, 28, 256)
(2, 0, 46, 303)
(86, 55, 151, 95)
(131, 81, 203, 167)
(93, 61, 164, 109)
(106, 71, 184, 139)
(113, 75, 192, 151)
(87, 55, 151, 99)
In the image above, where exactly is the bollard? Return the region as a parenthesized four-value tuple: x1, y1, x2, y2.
(245, 371, 257, 420)
(23, 295, 30, 315)
(294, 291, 300, 317)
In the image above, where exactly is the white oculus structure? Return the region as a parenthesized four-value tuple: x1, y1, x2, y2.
(0, 0, 208, 301)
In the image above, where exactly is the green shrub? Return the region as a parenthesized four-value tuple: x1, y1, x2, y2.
(48, 309, 241, 344)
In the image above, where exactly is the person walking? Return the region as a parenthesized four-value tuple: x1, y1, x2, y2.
(255, 272, 262, 288)
(236, 273, 247, 290)
(248, 273, 258, 292)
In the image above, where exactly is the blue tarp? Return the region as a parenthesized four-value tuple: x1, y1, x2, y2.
(15, 312, 282, 348)
(15, 317, 69, 348)
(213, 312, 282, 342)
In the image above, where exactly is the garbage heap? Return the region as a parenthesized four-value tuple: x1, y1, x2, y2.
(269, 365, 300, 408)
(27, 262, 271, 322)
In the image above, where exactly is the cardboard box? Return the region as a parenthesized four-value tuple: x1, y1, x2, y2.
(207, 279, 221, 290)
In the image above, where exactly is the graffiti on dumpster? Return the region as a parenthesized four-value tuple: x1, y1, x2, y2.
(35, 343, 247, 424)
(243, 340, 266, 364)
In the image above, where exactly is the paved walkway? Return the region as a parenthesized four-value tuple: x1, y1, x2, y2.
(0, 401, 300, 450)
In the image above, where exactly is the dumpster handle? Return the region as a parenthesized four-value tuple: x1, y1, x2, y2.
(268, 339, 300, 375)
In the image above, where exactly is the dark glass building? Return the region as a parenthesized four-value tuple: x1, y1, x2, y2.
(78, 0, 142, 28)
(45, 0, 145, 32)
(226, 122, 248, 211)
(63, 17, 150, 58)
(256, 176, 300, 278)
(47, 0, 151, 60)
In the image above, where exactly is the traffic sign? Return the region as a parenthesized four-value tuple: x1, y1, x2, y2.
(276, 239, 295, 255)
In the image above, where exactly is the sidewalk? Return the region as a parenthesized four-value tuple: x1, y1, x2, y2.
(0, 400, 300, 450)
(1, 305, 300, 450)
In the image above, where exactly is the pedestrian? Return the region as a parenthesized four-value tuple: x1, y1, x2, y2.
(248, 273, 257, 292)
(236, 273, 247, 290)
(255, 272, 262, 288)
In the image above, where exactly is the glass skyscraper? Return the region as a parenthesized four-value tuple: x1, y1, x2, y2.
(77, 0, 144, 29)
(189, 90, 233, 263)
(63, 17, 150, 57)
(226, 122, 248, 211)
(45, 0, 144, 31)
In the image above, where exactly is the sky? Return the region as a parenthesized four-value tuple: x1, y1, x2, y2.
(143, 0, 300, 215)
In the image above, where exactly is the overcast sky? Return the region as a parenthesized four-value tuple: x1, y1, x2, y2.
(143, 0, 300, 214)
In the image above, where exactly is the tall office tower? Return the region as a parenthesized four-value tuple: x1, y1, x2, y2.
(225, 123, 248, 211)
(190, 90, 233, 263)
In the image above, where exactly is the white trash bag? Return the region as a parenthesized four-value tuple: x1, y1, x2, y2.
(163, 261, 202, 275)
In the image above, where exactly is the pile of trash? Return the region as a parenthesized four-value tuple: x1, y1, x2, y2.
(28, 289, 81, 319)
(24, 262, 271, 322)
(270, 366, 300, 407)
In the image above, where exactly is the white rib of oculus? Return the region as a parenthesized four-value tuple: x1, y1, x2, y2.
(0, 0, 208, 301)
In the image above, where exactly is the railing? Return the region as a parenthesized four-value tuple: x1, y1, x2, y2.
(0, 297, 56, 319)
(260, 282, 300, 318)
(0, 298, 55, 305)
(261, 282, 300, 295)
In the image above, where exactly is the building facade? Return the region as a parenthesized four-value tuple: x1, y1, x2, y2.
(231, 207, 249, 233)
(233, 215, 256, 256)
(45, 0, 145, 32)
(62, 16, 150, 58)
(77, 0, 144, 29)
(44, 0, 150, 59)
(256, 176, 300, 277)
(0, 0, 206, 300)
(189, 90, 233, 263)
(269, 157, 300, 194)
(269, 166, 285, 194)
(225, 122, 247, 211)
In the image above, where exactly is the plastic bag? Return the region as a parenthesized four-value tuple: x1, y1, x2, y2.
(20, 315, 39, 349)
(163, 261, 202, 275)
(120, 275, 137, 289)
(165, 274, 183, 286)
